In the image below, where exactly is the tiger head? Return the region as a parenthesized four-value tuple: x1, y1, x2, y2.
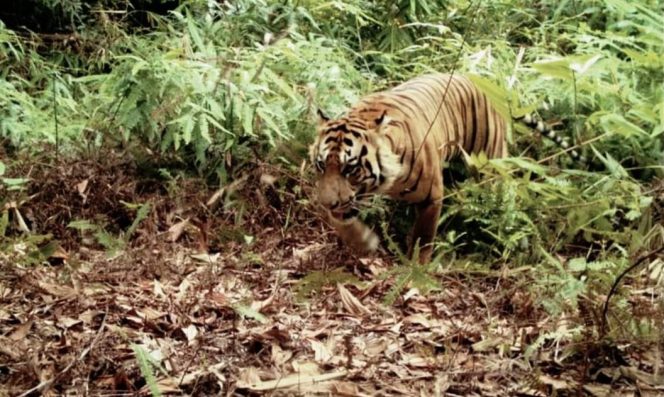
(309, 109, 402, 222)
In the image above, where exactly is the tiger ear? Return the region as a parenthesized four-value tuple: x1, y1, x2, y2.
(317, 109, 330, 125)
(374, 110, 391, 133)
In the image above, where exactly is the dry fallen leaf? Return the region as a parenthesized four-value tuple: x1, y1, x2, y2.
(293, 243, 328, 262)
(9, 319, 33, 341)
(167, 218, 190, 242)
(76, 179, 89, 203)
(271, 343, 293, 367)
(583, 384, 611, 397)
(56, 316, 82, 329)
(37, 281, 76, 298)
(237, 369, 348, 391)
(190, 252, 220, 263)
(338, 284, 371, 316)
(181, 324, 198, 345)
(363, 337, 390, 357)
(310, 339, 333, 363)
(539, 374, 573, 391)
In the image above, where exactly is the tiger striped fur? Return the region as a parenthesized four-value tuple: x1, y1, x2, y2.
(310, 73, 576, 263)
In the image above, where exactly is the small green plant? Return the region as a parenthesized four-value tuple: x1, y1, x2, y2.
(68, 201, 151, 257)
(294, 268, 362, 301)
(380, 227, 442, 306)
(131, 343, 165, 397)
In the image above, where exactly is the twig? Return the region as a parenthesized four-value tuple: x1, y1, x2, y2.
(18, 312, 108, 397)
(600, 246, 664, 337)
(414, 0, 482, 161)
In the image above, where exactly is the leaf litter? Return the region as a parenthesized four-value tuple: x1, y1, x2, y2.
(0, 156, 662, 396)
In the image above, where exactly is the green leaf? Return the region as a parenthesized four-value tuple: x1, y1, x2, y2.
(599, 114, 649, 137)
(569, 54, 602, 75)
(467, 74, 510, 120)
(0, 210, 8, 238)
(199, 113, 211, 143)
(67, 219, 99, 232)
(262, 68, 303, 103)
(131, 344, 163, 397)
(591, 147, 628, 178)
(186, 12, 205, 52)
(2, 177, 29, 186)
(241, 104, 254, 136)
(568, 258, 587, 272)
(495, 157, 549, 176)
(0, 161, 5, 176)
(123, 201, 151, 240)
(532, 58, 573, 80)
(232, 304, 268, 324)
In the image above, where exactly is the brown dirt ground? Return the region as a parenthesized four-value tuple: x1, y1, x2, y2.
(1, 155, 663, 396)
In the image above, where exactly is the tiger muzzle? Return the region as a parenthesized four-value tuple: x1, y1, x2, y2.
(317, 170, 358, 220)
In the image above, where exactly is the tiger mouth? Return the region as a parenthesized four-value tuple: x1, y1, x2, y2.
(330, 208, 359, 220)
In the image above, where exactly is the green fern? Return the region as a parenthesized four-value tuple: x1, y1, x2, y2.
(381, 227, 442, 306)
(131, 344, 164, 397)
(294, 268, 362, 301)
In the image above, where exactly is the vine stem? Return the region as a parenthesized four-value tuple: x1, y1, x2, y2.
(52, 72, 59, 156)
(600, 246, 664, 337)
(413, 0, 482, 161)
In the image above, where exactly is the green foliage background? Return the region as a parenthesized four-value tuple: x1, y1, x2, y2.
(1, 0, 663, 341)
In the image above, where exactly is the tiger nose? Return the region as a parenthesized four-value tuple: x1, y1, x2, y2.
(343, 192, 355, 204)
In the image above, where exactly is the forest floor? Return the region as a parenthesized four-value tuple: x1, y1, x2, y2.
(1, 154, 662, 397)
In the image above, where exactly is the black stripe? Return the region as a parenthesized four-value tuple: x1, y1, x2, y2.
(468, 95, 479, 153)
(408, 84, 438, 106)
(401, 165, 424, 196)
(359, 145, 368, 160)
(391, 93, 431, 125)
(364, 158, 374, 176)
(375, 150, 384, 186)
(447, 81, 467, 136)
(325, 124, 348, 134)
(375, 99, 413, 116)
(477, 94, 489, 152)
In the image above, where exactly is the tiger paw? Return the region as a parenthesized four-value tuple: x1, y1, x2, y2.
(362, 228, 380, 252)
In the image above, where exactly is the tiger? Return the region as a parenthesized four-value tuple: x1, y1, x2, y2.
(309, 73, 579, 263)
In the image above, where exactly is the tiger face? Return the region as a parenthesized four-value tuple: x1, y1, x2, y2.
(309, 109, 402, 222)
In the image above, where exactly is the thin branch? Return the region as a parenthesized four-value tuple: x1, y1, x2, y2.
(18, 312, 107, 397)
(600, 246, 664, 337)
(414, 0, 482, 161)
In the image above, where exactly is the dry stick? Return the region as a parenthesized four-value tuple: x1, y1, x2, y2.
(18, 312, 108, 397)
(413, 0, 482, 162)
(600, 246, 664, 337)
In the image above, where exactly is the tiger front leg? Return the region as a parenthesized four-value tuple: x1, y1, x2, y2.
(328, 215, 380, 254)
(409, 199, 442, 264)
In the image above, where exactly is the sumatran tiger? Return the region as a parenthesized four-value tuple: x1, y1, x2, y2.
(309, 73, 578, 263)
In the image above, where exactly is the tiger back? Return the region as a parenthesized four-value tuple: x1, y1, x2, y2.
(310, 73, 508, 263)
